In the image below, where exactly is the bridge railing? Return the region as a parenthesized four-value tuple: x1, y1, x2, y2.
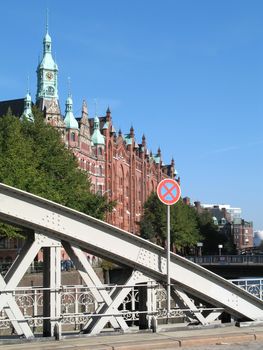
(0, 277, 262, 335)
(0, 282, 213, 333)
(186, 255, 263, 265)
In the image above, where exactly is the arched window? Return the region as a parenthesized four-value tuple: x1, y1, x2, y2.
(71, 132, 75, 142)
(98, 165, 103, 176)
(98, 185, 103, 196)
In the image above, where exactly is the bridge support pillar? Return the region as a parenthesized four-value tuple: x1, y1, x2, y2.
(138, 283, 147, 329)
(138, 281, 156, 330)
(43, 239, 61, 338)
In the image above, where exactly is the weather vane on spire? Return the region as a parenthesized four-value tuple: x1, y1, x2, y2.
(46, 8, 49, 33)
(67, 77, 71, 97)
(27, 75, 30, 94)
(94, 98, 98, 117)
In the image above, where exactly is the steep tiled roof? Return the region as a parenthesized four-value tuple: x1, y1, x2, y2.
(0, 99, 25, 117)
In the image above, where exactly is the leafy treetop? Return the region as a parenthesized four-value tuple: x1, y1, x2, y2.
(0, 107, 113, 237)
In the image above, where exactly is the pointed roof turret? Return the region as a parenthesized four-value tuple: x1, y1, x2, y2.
(130, 125, 134, 137)
(20, 92, 34, 122)
(64, 94, 79, 129)
(153, 147, 161, 164)
(106, 106, 111, 122)
(81, 99, 88, 123)
(36, 11, 59, 103)
(142, 134, 146, 146)
(39, 23, 58, 71)
(82, 99, 88, 116)
(91, 116, 105, 145)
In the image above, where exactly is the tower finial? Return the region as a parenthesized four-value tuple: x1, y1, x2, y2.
(27, 75, 30, 94)
(67, 76, 71, 97)
(46, 8, 49, 34)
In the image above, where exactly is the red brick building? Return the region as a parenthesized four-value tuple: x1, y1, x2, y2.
(0, 26, 178, 264)
(33, 27, 178, 234)
(42, 96, 177, 234)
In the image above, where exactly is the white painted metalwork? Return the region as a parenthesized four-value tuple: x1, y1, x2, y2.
(231, 278, 263, 300)
(0, 282, 221, 330)
(0, 183, 262, 339)
(0, 279, 262, 335)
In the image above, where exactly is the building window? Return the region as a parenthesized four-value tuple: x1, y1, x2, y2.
(71, 132, 76, 142)
(98, 185, 103, 196)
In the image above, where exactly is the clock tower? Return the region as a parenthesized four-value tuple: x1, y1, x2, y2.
(36, 25, 62, 125)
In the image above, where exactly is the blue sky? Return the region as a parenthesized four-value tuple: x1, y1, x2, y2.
(1, 0, 262, 229)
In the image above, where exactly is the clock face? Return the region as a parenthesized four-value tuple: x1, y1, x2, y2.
(46, 72, 53, 80)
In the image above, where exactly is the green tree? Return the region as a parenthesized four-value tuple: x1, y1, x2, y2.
(196, 211, 236, 255)
(140, 192, 202, 253)
(0, 108, 112, 237)
(140, 192, 166, 245)
(171, 201, 201, 254)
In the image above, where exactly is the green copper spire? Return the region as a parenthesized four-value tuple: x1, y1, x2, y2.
(36, 13, 58, 103)
(20, 92, 34, 122)
(91, 116, 105, 145)
(64, 94, 79, 129)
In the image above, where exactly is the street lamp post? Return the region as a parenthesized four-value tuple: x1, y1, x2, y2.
(218, 244, 223, 256)
(197, 242, 203, 257)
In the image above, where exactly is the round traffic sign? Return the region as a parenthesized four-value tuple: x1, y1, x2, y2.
(157, 179, 181, 206)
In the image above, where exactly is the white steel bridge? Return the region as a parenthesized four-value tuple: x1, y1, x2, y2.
(0, 183, 262, 339)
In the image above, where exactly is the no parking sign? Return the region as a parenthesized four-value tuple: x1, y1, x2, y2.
(157, 179, 181, 206)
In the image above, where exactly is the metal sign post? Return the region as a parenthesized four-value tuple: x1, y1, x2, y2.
(157, 178, 181, 319)
(167, 205, 171, 316)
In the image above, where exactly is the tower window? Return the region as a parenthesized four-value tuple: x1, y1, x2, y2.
(71, 132, 76, 142)
(47, 86, 54, 96)
(98, 165, 103, 176)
